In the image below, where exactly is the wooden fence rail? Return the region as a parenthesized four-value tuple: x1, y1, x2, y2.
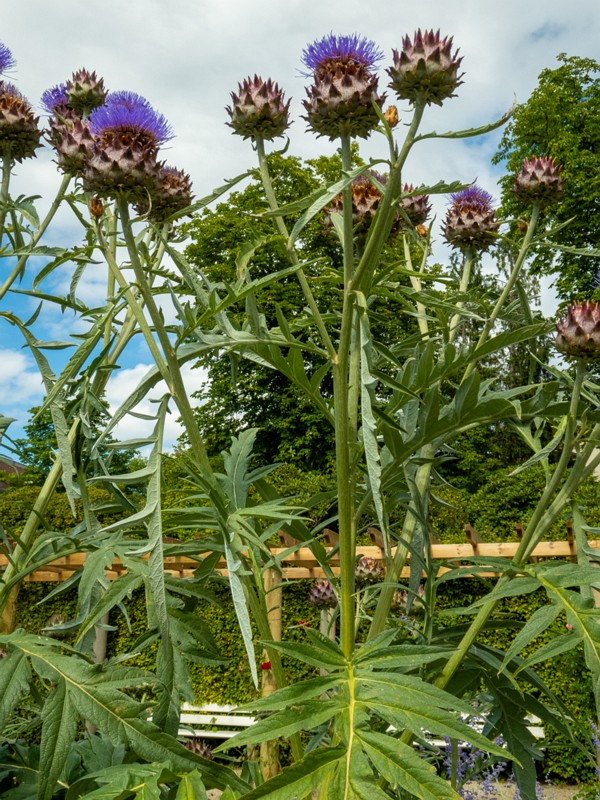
(1, 525, 598, 582)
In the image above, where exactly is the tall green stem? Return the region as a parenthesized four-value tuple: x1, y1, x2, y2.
(0, 147, 12, 239)
(352, 100, 425, 293)
(335, 135, 361, 658)
(448, 248, 475, 341)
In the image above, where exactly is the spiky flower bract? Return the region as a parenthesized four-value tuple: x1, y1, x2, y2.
(308, 579, 337, 609)
(226, 76, 290, 140)
(397, 183, 432, 229)
(0, 81, 42, 161)
(355, 556, 383, 586)
(66, 68, 108, 116)
(513, 155, 563, 207)
(443, 185, 499, 252)
(135, 164, 193, 223)
(85, 92, 172, 200)
(89, 91, 172, 150)
(555, 302, 600, 359)
(49, 117, 96, 176)
(301, 33, 384, 77)
(302, 33, 385, 140)
(0, 43, 16, 75)
(324, 171, 384, 235)
(388, 29, 463, 106)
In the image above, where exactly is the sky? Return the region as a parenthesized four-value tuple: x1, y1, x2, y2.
(1, 0, 599, 451)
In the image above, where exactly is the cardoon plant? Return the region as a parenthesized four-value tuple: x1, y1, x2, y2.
(1, 26, 600, 800)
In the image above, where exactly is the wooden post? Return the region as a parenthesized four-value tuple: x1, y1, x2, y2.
(260, 568, 282, 780)
(0, 586, 18, 634)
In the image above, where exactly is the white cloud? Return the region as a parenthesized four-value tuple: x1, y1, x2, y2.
(103, 361, 209, 450)
(0, 348, 45, 431)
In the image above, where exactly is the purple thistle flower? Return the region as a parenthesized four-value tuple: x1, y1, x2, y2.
(301, 33, 384, 76)
(444, 185, 499, 252)
(89, 90, 173, 149)
(450, 186, 495, 212)
(0, 42, 16, 75)
(41, 83, 70, 115)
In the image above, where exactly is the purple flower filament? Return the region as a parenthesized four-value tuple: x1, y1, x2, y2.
(0, 42, 16, 75)
(89, 91, 173, 150)
(41, 84, 70, 115)
(301, 33, 384, 75)
(450, 186, 495, 212)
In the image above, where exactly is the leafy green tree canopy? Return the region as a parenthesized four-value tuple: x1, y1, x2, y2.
(494, 54, 600, 299)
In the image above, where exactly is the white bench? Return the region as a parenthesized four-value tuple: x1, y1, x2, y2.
(178, 703, 256, 740)
(176, 704, 543, 746)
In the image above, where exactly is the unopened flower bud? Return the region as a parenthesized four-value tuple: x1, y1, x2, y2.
(397, 183, 432, 229)
(0, 81, 42, 161)
(89, 195, 104, 218)
(388, 29, 463, 106)
(308, 579, 337, 609)
(355, 556, 383, 586)
(555, 302, 600, 359)
(384, 105, 399, 127)
(226, 76, 290, 140)
(66, 68, 108, 116)
(513, 156, 563, 207)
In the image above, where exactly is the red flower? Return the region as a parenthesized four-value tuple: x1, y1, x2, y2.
(260, 661, 271, 671)
(297, 620, 311, 628)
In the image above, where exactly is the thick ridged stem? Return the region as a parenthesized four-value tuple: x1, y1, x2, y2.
(448, 247, 475, 341)
(340, 136, 354, 286)
(334, 133, 364, 658)
(0, 174, 72, 302)
(335, 290, 357, 658)
(117, 198, 214, 479)
(254, 137, 336, 361)
(97, 223, 170, 379)
(0, 146, 12, 239)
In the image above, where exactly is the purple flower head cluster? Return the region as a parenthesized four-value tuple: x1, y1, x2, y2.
(41, 83, 70, 115)
(450, 186, 494, 212)
(301, 33, 383, 76)
(0, 42, 16, 75)
(89, 91, 173, 148)
(0, 81, 25, 102)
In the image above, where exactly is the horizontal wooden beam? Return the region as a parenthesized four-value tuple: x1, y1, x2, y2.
(1, 539, 598, 582)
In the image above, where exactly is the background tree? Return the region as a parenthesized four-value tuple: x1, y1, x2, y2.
(182, 149, 416, 472)
(493, 54, 600, 299)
